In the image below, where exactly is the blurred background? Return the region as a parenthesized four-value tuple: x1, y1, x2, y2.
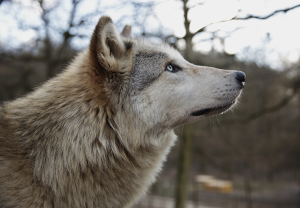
(0, 0, 300, 207)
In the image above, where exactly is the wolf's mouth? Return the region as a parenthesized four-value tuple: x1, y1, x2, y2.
(191, 103, 234, 117)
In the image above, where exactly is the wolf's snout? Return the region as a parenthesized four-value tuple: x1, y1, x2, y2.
(235, 71, 246, 83)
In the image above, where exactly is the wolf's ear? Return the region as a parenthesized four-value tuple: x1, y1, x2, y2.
(89, 16, 126, 71)
(121, 25, 132, 38)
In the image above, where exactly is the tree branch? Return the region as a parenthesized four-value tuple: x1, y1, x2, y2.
(224, 82, 299, 126)
(188, 1, 206, 9)
(192, 4, 300, 36)
(237, 93, 295, 125)
(234, 4, 300, 20)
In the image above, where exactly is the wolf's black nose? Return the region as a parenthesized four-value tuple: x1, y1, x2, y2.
(236, 71, 246, 83)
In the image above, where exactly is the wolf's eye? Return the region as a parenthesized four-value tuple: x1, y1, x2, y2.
(165, 64, 181, 73)
(166, 64, 173, 72)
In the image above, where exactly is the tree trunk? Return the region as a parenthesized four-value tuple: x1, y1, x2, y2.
(175, 124, 193, 208)
(244, 176, 253, 208)
(185, 35, 193, 62)
(182, 0, 193, 62)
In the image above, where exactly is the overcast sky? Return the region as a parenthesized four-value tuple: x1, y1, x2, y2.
(0, 0, 300, 70)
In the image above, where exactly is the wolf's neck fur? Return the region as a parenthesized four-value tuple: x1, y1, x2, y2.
(4, 51, 176, 208)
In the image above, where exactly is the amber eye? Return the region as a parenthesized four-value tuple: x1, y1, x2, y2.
(166, 64, 173, 72)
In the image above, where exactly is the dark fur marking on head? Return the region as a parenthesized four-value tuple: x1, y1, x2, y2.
(130, 52, 167, 93)
(124, 41, 133, 51)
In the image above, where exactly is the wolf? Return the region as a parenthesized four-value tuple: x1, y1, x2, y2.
(0, 16, 245, 208)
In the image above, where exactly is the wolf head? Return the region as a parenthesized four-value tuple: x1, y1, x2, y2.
(88, 16, 245, 137)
